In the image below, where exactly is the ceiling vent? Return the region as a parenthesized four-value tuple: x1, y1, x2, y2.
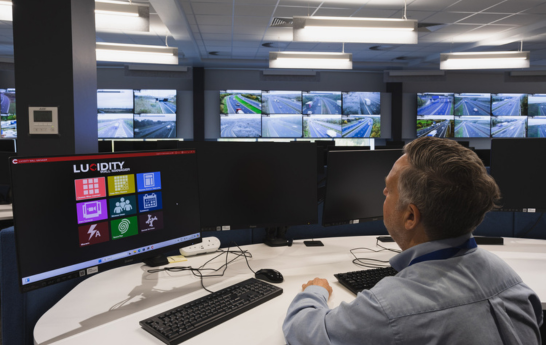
(270, 17, 293, 27)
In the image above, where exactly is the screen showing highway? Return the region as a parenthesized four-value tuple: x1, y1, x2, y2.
(97, 89, 133, 114)
(220, 90, 262, 115)
(492, 94, 527, 116)
(98, 114, 133, 138)
(528, 94, 546, 116)
(134, 90, 176, 114)
(0, 88, 15, 138)
(454, 93, 491, 115)
(261, 91, 302, 114)
(491, 116, 527, 138)
(417, 115, 454, 138)
(342, 92, 380, 115)
(134, 114, 176, 138)
(342, 115, 380, 138)
(417, 93, 454, 115)
(262, 115, 302, 138)
(303, 115, 341, 138)
(303, 92, 342, 115)
(455, 116, 490, 138)
(220, 114, 262, 137)
(527, 117, 546, 137)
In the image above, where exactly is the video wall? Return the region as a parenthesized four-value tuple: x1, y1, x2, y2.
(98, 89, 177, 139)
(220, 90, 381, 138)
(0, 89, 16, 138)
(417, 93, 546, 138)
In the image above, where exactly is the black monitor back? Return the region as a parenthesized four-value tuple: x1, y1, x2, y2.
(474, 149, 491, 167)
(0, 139, 15, 152)
(113, 141, 134, 152)
(197, 142, 318, 230)
(491, 138, 546, 212)
(323, 149, 402, 226)
(98, 140, 112, 153)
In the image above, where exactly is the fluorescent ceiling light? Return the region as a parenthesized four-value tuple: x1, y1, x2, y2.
(0, 1, 12, 22)
(269, 51, 352, 70)
(95, 1, 139, 17)
(293, 16, 418, 44)
(440, 51, 530, 70)
(95, 0, 149, 32)
(96, 42, 179, 65)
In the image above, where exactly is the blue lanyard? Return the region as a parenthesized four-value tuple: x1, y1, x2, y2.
(408, 237, 478, 267)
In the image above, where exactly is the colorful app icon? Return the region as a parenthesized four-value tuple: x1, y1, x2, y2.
(138, 192, 163, 213)
(107, 174, 135, 196)
(75, 177, 107, 201)
(78, 222, 109, 247)
(139, 211, 164, 232)
(76, 199, 108, 224)
(110, 216, 138, 240)
(136, 171, 162, 192)
(108, 195, 137, 218)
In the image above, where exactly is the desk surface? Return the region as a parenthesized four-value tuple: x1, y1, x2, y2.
(34, 236, 546, 345)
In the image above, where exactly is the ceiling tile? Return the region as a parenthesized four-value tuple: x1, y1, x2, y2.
(423, 12, 476, 23)
(362, 0, 410, 10)
(233, 16, 271, 26)
(406, 0, 455, 12)
(234, 5, 276, 16)
(234, 33, 267, 40)
(192, 3, 233, 15)
(232, 41, 263, 47)
(236, 0, 279, 4)
(202, 33, 233, 40)
(199, 25, 233, 34)
(528, 3, 546, 13)
(233, 25, 266, 34)
(313, 8, 356, 16)
(493, 14, 545, 26)
(432, 24, 481, 34)
(204, 40, 233, 47)
(196, 15, 233, 26)
(390, 10, 436, 21)
(447, 1, 508, 13)
(457, 13, 512, 24)
(486, 1, 542, 13)
(352, 9, 399, 18)
(274, 6, 317, 17)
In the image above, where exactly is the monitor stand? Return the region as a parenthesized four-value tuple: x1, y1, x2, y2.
(143, 254, 169, 267)
(304, 240, 324, 247)
(264, 226, 293, 247)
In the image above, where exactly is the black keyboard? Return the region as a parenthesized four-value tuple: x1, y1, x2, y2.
(335, 266, 398, 295)
(140, 278, 282, 344)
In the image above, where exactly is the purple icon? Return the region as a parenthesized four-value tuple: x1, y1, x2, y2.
(76, 199, 108, 224)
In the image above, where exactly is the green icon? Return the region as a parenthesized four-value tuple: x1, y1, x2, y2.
(110, 216, 138, 240)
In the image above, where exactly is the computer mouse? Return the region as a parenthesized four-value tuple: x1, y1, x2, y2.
(255, 268, 283, 283)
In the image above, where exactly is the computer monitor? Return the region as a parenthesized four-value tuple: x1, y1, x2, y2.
(196, 142, 317, 231)
(490, 138, 546, 212)
(323, 149, 402, 226)
(11, 150, 202, 292)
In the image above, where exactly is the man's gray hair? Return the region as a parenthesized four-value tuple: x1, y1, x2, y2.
(399, 137, 501, 241)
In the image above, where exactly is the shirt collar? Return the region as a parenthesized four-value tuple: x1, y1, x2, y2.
(389, 233, 474, 272)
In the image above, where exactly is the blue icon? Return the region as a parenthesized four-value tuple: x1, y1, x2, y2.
(138, 249, 141, 253)
(138, 192, 163, 213)
(136, 172, 162, 192)
(98, 259, 102, 263)
(25, 278, 30, 283)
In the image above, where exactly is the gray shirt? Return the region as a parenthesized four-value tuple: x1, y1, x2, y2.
(283, 234, 543, 345)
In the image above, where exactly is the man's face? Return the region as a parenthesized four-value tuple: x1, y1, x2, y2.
(383, 154, 410, 240)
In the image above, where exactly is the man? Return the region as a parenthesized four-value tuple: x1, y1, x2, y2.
(283, 137, 543, 345)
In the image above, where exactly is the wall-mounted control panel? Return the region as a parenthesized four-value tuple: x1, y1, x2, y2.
(29, 107, 59, 135)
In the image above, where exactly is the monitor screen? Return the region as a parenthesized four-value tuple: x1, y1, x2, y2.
(491, 116, 527, 138)
(220, 90, 262, 115)
(491, 93, 527, 116)
(417, 93, 454, 116)
(134, 114, 177, 138)
(342, 92, 380, 115)
(0, 88, 16, 138)
(134, 89, 177, 115)
(454, 93, 491, 115)
(303, 115, 341, 138)
(261, 91, 302, 114)
(220, 114, 262, 138)
(262, 115, 303, 138)
(528, 94, 546, 116)
(341, 115, 380, 138)
(455, 116, 490, 138)
(97, 89, 134, 114)
(528, 116, 546, 138)
(197, 142, 317, 231)
(303, 91, 342, 115)
(417, 115, 454, 138)
(490, 138, 546, 212)
(11, 150, 201, 292)
(323, 149, 402, 226)
(98, 114, 134, 138)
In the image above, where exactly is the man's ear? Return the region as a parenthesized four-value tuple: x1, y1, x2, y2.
(404, 203, 421, 230)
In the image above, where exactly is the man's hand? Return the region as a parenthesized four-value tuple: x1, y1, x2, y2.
(302, 278, 333, 298)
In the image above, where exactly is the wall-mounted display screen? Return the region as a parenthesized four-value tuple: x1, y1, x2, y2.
(417, 93, 453, 115)
(98, 114, 134, 138)
(262, 115, 302, 138)
(134, 114, 176, 138)
(261, 91, 301, 114)
(455, 116, 490, 138)
(342, 92, 380, 115)
(491, 116, 527, 138)
(134, 90, 176, 115)
(454, 93, 491, 115)
(302, 91, 341, 115)
(528, 94, 546, 116)
(491, 93, 527, 116)
(528, 116, 546, 138)
(220, 114, 262, 138)
(417, 115, 454, 138)
(303, 115, 341, 138)
(342, 115, 380, 138)
(0, 88, 16, 138)
(97, 89, 134, 114)
(220, 90, 262, 115)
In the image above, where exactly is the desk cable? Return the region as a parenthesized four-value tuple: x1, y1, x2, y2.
(147, 242, 256, 294)
(350, 239, 401, 269)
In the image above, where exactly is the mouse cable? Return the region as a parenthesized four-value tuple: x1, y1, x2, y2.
(350, 240, 401, 269)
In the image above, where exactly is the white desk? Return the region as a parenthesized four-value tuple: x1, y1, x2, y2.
(34, 236, 546, 345)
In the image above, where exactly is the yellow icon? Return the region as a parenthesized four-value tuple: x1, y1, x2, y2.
(107, 174, 135, 196)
